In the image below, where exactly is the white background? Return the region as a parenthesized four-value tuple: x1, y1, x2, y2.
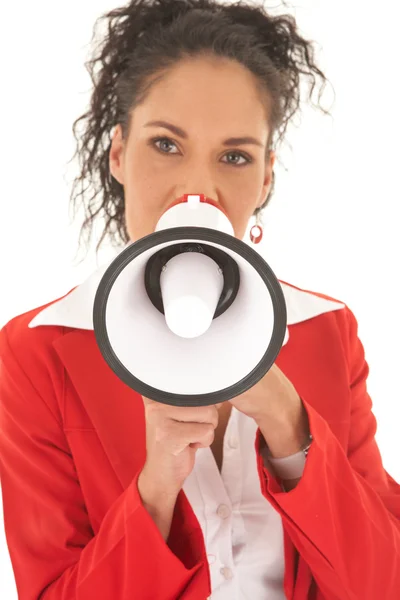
(1, 0, 399, 597)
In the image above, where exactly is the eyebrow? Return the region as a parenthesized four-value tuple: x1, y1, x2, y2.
(144, 120, 264, 148)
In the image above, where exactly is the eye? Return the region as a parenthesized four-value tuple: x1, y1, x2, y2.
(149, 137, 252, 167)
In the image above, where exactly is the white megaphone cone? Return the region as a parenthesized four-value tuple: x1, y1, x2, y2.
(93, 193, 287, 407)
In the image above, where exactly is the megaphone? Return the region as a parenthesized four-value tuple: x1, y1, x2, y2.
(93, 194, 287, 407)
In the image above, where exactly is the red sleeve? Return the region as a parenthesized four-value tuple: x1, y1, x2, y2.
(0, 324, 210, 600)
(255, 306, 400, 599)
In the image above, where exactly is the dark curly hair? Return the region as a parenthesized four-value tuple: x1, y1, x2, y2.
(68, 0, 332, 259)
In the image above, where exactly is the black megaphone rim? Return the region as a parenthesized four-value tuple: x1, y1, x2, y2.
(93, 226, 287, 407)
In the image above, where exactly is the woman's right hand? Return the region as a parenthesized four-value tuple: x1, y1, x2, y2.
(138, 397, 220, 500)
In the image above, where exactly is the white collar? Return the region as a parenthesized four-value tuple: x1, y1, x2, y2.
(28, 246, 345, 345)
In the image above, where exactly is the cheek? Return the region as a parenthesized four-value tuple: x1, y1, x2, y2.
(124, 166, 160, 217)
(227, 199, 257, 230)
(123, 176, 164, 240)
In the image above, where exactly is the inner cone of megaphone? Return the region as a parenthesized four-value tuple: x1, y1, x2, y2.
(160, 251, 224, 338)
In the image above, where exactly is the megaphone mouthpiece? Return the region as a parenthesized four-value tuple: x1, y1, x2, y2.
(155, 194, 234, 236)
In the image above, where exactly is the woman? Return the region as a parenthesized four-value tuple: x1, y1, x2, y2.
(1, 0, 399, 598)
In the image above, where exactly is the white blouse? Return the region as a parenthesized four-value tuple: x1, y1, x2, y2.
(183, 405, 304, 599)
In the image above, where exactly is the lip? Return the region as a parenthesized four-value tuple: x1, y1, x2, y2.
(163, 194, 229, 219)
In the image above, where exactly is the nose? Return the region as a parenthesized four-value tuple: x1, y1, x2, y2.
(176, 175, 218, 206)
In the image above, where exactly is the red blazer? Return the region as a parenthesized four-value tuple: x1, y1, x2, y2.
(1, 281, 400, 600)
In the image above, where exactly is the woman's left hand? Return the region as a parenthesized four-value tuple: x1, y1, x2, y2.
(228, 363, 310, 457)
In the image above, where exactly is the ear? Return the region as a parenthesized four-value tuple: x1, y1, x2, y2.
(109, 124, 125, 185)
(256, 150, 275, 210)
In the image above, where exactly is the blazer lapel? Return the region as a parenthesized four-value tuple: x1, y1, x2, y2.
(53, 328, 146, 491)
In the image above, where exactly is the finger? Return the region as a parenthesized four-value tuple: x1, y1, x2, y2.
(142, 396, 157, 406)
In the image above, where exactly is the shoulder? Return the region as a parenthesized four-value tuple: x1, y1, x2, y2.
(279, 279, 344, 303)
(279, 278, 350, 325)
(280, 279, 360, 358)
(0, 291, 77, 384)
(2, 290, 73, 343)
(0, 290, 86, 428)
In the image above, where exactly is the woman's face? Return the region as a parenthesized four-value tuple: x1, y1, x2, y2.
(110, 56, 275, 242)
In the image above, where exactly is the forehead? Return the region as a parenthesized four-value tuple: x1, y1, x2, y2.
(132, 57, 270, 132)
